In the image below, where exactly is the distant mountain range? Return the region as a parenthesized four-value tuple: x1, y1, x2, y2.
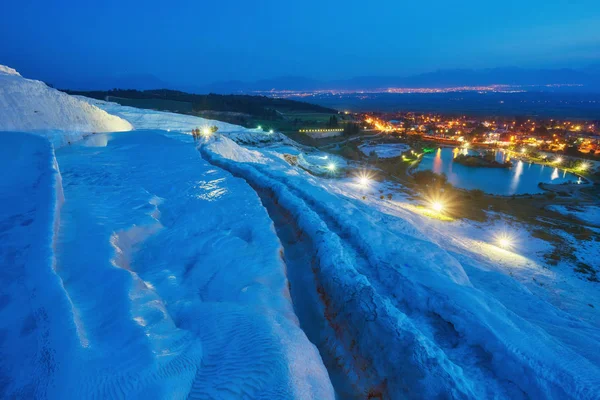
(197, 67, 600, 93)
(55, 73, 170, 92)
(58, 67, 600, 93)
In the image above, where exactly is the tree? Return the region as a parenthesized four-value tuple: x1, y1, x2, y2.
(412, 170, 448, 187)
(470, 189, 484, 199)
(468, 124, 487, 140)
(514, 116, 528, 126)
(369, 150, 379, 163)
(564, 146, 581, 157)
(534, 125, 550, 137)
(327, 115, 339, 128)
(343, 123, 361, 136)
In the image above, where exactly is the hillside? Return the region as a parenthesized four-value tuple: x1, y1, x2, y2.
(0, 66, 132, 147)
(63, 89, 337, 118)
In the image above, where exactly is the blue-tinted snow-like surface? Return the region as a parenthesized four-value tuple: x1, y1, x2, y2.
(202, 134, 600, 399)
(0, 130, 332, 399)
(0, 132, 69, 398)
(6, 90, 599, 399)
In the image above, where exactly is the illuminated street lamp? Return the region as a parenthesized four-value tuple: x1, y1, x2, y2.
(498, 238, 511, 248)
(554, 157, 563, 164)
(357, 171, 372, 187)
(496, 233, 514, 249)
(431, 201, 444, 213)
(269, 129, 274, 134)
(257, 125, 262, 130)
(202, 127, 212, 137)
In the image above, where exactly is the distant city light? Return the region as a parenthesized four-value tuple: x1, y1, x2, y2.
(269, 129, 274, 134)
(257, 125, 262, 130)
(250, 84, 584, 98)
(520, 148, 526, 154)
(327, 163, 337, 172)
(202, 127, 211, 136)
(554, 157, 563, 164)
(579, 163, 589, 171)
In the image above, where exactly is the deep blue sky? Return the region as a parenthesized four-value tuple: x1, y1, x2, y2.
(1, 0, 599, 88)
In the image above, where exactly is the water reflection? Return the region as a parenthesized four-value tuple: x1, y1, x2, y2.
(417, 147, 581, 195)
(510, 160, 524, 193)
(495, 150, 505, 164)
(433, 148, 443, 174)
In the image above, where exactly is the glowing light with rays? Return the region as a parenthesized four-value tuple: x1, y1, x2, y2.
(356, 171, 373, 187)
(554, 157, 563, 164)
(495, 232, 515, 250)
(202, 127, 212, 137)
(417, 192, 453, 221)
(431, 201, 444, 213)
(326, 162, 337, 172)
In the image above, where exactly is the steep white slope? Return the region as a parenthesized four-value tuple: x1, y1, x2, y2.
(200, 135, 600, 399)
(0, 65, 132, 147)
(0, 129, 334, 399)
(80, 96, 289, 145)
(49, 130, 331, 398)
(0, 132, 77, 398)
(0, 65, 20, 76)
